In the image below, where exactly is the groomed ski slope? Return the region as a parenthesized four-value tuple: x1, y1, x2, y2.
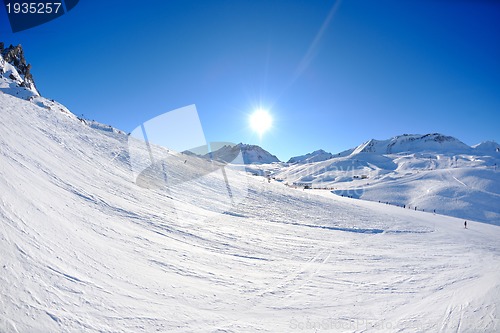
(1, 92, 499, 332)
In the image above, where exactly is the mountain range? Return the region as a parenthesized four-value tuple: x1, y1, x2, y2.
(273, 133, 500, 225)
(206, 133, 499, 165)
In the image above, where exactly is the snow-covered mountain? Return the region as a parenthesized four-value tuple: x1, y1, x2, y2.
(351, 133, 472, 155)
(274, 133, 500, 225)
(287, 149, 334, 164)
(207, 143, 280, 164)
(473, 140, 500, 154)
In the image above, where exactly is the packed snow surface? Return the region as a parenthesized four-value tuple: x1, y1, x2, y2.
(1, 93, 500, 332)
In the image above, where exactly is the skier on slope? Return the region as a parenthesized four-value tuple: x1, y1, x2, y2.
(464, 221, 467, 229)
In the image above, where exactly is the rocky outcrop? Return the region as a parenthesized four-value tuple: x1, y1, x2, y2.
(0, 42, 40, 95)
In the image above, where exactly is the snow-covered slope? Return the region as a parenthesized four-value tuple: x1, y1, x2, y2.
(208, 143, 280, 164)
(276, 134, 500, 225)
(2, 85, 500, 332)
(287, 149, 334, 164)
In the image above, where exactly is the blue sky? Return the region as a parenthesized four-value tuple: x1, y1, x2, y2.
(1, 0, 499, 161)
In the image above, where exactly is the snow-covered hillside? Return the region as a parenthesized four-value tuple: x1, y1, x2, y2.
(2, 82, 500, 332)
(275, 134, 500, 225)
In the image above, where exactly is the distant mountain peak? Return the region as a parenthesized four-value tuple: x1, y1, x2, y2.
(287, 149, 334, 164)
(0, 43, 40, 97)
(208, 142, 280, 164)
(473, 140, 500, 154)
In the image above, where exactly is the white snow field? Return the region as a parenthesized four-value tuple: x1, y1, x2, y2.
(1, 92, 500, 333)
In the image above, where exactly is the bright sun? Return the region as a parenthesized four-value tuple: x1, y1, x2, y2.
(249, 109, 273, 136)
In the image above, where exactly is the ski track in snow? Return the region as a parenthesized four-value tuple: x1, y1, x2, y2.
(449, 172, 467, 188)
(1, 93, 500, 332)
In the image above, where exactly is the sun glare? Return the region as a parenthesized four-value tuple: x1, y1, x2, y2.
(249, 109, 273, 137)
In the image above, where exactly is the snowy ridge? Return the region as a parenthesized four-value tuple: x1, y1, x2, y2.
(0, 42, 126, 138)
(77, 118, 127, 136)
(351, 133, 471, 155)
